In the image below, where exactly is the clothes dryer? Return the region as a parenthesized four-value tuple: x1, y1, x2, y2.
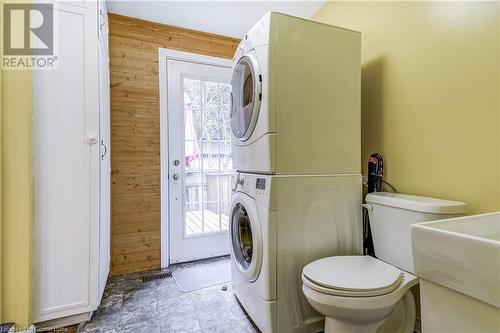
(230, 12, 361, 175)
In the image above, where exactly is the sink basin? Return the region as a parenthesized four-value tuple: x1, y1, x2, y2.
(411, 212, 500, 308)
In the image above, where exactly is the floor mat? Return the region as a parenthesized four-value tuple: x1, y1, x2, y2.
(172, 256, 231, 292)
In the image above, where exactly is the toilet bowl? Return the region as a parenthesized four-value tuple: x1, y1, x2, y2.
(302, 192, 467, 333)
(302, 256, 418, 333)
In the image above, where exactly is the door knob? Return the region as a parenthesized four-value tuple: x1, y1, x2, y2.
(172, 173, 180, 180)
(87, 134, 98, 145)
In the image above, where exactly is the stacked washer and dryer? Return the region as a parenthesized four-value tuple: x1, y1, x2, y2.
(229, 12, 362, 333)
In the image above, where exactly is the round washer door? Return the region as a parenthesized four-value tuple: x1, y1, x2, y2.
(230, 193, 262, 282)
(230, 51, 262, 142)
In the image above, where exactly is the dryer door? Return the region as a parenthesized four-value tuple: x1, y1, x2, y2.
(230, 192, 262, 282)
(230, 51, 262, 142)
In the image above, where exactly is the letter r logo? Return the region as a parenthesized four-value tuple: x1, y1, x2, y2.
(3, 3, 54, 56)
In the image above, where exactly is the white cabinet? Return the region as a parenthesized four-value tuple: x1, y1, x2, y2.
(97, 0, 111, 304)
(33, 0, 110, 325)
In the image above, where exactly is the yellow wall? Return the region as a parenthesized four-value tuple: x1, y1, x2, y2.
(498, 2, 500, 210)
(1, 70, 33, 327)
(0, 20, 2, 320)
(314, 1, 500, 213)
(0, 1, 33, 327)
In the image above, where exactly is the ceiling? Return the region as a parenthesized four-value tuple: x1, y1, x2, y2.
(106, 1, 326, 38)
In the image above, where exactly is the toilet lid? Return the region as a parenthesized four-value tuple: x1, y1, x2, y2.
(302, 256, 403, 297)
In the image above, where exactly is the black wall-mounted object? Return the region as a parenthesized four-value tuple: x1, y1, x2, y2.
(368, 153, 383, 193)
(364, 153, 384, 256)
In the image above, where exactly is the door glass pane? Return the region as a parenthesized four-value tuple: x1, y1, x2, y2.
(184, 77, 233, 236)
(231, 57, 255, 138)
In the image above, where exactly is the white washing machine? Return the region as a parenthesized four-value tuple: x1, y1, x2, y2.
(230, 12, 361, 175)
(230, 173, 362, 333)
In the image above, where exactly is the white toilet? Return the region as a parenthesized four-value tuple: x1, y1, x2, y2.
(302, 192, 467, 333)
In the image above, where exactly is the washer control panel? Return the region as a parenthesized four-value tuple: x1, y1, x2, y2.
(255, 178, 266, 190)
(233, 173, 270, 197)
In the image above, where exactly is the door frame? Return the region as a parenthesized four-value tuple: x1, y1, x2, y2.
(159, 48, 232, 268)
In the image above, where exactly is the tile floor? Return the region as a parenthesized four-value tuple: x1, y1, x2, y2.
(81, 257, 260, 333)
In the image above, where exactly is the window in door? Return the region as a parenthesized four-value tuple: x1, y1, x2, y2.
(183, 78, 233, 236)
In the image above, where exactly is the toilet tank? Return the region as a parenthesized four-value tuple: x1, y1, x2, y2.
(365, 192, 466, 273)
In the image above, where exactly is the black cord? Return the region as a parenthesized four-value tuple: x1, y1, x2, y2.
(382, 179, 398, 193)
(362, 207, 375, 256)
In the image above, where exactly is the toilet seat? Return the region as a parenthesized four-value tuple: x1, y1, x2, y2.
(302, 256, 403, 297)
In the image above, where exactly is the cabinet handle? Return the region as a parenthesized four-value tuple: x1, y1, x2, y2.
(99, 9, 106, 30)
(101, 140, 107, 160)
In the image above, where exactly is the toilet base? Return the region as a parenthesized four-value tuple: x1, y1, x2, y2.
(323, 291, 416, 333)
(325, 317, 387, 333)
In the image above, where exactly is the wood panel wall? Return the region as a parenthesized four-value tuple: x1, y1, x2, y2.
(109, 13, 239, 275)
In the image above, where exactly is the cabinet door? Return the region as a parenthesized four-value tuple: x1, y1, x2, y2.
(98, 0, 111, 301)
(33, 1, 99, 322)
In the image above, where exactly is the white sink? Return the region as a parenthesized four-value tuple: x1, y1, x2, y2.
(411, 212, 500, 308)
